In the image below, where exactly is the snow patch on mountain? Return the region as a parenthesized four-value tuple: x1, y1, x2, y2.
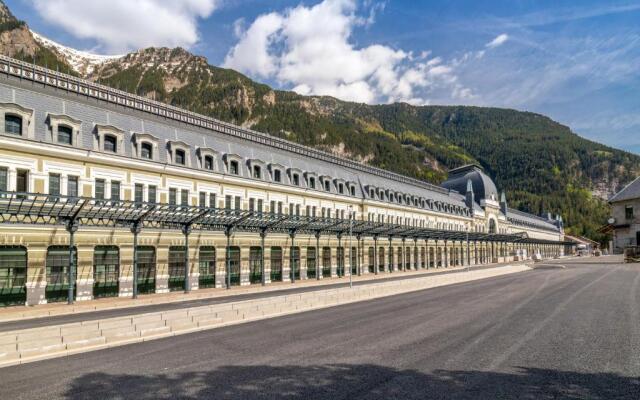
(30, 30, 122, 75)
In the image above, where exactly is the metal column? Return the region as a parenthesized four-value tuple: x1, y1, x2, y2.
(290, 230, 296, 283)
(402, 237, 406, 272)
(66, 219, 78, 305)
(315, 231, 321, 281)
(182, 224, 191, 293)
(225, 226, 232, 289)
(131, 222, 141, 299)
(260, 229, 266, 286)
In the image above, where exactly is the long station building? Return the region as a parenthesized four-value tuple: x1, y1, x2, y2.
(0, 55, 571, 306)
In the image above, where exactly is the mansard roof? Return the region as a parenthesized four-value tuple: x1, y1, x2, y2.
(441, 164, 499, 203)
(0, 54, 557, 225)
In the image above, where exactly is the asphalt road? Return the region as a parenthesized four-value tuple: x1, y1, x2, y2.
(0, 263, 499, 332)
(1, 257, 638, 400)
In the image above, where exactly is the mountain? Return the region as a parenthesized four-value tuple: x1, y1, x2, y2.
(0, 0, 638, 243)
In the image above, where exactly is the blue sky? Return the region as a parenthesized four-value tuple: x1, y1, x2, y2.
(7, 0, 640, 154)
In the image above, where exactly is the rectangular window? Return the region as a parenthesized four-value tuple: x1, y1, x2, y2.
(16, 169, 28, 193)
(257, 199, 263, 212)
(249, 198, 255, 211)
(626, 206, 634, 220)
(293, 174, 300, 186)
(204, 156, 213, 170)
(135, 184, 144, 203)
(49, 173, 61, 196)
(169, 188, 177, 205)
(95, 179, 105, 200)
(278, 201, 283, 215)
(0, 167, 7, 192)
(229, 160, 239, 175)
(181, 189, 189, 206)
(5, 115, 22, 135)
(289, 203, 294, 216)
(274, 169, 281, 182)
(225, 195, 232, 210)
(253, 165, 261, 179)
(234, 196, 241, 210)
(111, 181, 120, 201)
(57, 126, 73, 145)
(148, 185, 157, 204)
(309, 177, 315, 189)
(209, 193, 216, 208)
(199, 192, 206, 207)
(67, 176, 78, 198)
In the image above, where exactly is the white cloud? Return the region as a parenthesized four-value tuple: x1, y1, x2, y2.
(30, 0, 218, 54)
(224, 0, 468, 105)
(486, 33, 509, 48)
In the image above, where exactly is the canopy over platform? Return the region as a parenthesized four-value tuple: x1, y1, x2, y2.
(0, 191, 573, 245)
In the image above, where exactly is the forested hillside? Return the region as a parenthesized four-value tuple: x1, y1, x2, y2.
(1, 1, 638, 243)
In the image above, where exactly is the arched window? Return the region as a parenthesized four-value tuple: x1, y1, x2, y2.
(489, 219, 497, 234)
(175, 149, 186, 165)
(4, 114, 22, 135)
(57, 125, 73, 145)
(141, 142, 153, 159)
(103, 134, 117, 153)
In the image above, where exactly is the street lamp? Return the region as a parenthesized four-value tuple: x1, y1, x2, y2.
(348, 205, 354, 289)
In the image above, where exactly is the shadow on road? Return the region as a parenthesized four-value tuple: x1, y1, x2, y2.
(63, 364, 640, 399)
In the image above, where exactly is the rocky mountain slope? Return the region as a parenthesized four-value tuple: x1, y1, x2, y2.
(1, 0, 637, 242)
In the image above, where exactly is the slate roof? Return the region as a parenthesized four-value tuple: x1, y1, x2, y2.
(609, 177, 640, 203)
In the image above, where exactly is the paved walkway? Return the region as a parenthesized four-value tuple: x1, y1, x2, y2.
(0, 261, 524, 332)
(0, 256, 632, 400)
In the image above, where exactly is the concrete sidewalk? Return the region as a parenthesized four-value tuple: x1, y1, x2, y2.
(0, 263, 532, 369)
(0, 261, 527, 327)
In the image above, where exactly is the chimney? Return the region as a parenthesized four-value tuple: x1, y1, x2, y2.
(465, 179, 475, 210)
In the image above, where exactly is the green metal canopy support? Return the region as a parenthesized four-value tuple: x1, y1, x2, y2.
(315, 231, 321, 281)
(402, 237, 407, 272)
(65, 219, 78, 305)
(290, 230, 296, 284)
(182, 224, 192, 293)
(131, 222, 141, 298)
(260, 228, 267, 286)
(225, 226, 233, 289)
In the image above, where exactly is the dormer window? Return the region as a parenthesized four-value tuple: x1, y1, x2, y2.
(57, 125, 73, 145)
(229, 160, 239, 175)
(324, 181, 330, 192)
(204, 155, 214, 170)
(309, 177, 316, 189)
(141, 142, 153, 159)
(293, 174, 300, 186)
(104, 134, 117, 153)
(5, 115, 22, 135)
(370, 188, 375, 198)
(133, 133, 160, 161)
(338, 183, 344, 194)
(175, 149, 186, 165)
(274, 169, 281, 182)
(350, 186, 356, 196)
(253, 165, 261, 179)
(95, 124, 125, 155)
